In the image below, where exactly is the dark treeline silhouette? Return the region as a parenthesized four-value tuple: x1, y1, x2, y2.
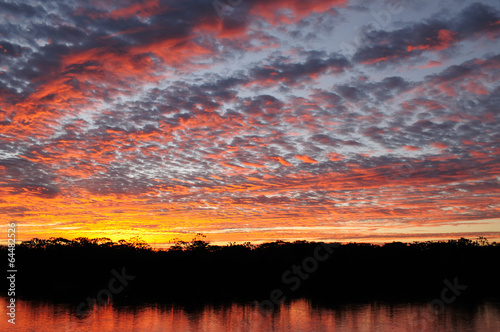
(2, 235, 499, 305)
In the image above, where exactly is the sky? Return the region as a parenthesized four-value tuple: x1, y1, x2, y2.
(0, 0, 499, 246)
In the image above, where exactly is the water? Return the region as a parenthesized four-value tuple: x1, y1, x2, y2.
(1, 297, 500, 331)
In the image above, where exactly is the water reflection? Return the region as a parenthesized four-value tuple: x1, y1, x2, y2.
(1, 297, 499, 331)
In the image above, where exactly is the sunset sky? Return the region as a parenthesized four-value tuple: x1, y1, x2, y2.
(1, 0, 499, 246)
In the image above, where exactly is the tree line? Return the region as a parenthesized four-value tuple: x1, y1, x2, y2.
(1, 235, 499, 306)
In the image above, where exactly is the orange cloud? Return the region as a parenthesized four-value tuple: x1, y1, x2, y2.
(417, 60, 442, 69)
(361, 56, 391, 65)
(462, 80, 489, 94)
(252, 0, 347, 24)
(295, 155, 318, 163)
(431, 142, 448, 149)
(407, 29, 457, 52)
(109, 0, 162, 20)
(328, 153, 344, 161)
(274, 156, 292, 166)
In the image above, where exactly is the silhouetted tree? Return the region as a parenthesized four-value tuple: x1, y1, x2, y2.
(19, 238, 48, 249)
(128, 236, 151, 250)
(169, 233, 211, 251)
(475, 236, 489, 246)
(7, 236, 500, 303)
(187, 233, 211, 251)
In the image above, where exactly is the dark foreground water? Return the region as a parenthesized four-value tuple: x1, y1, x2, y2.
(2, 297, 500, 331)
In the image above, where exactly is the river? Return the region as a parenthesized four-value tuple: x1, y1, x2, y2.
(1, 297, 500, 331)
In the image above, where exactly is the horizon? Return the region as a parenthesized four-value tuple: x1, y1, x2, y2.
(2, 232, 498, 250)
(1, 0, 500, 246)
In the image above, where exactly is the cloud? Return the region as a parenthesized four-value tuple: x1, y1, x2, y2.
(1, 0, 499, 244)
(352, 3, 500, 67)
(295, 155, 318, 163)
